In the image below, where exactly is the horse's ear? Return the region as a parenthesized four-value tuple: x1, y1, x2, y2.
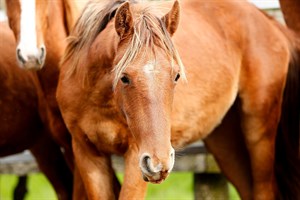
(162, 0, 180, 36)
(115, 2, 133, 40)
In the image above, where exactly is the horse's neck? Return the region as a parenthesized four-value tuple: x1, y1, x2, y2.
(37, 0, 88, 110)
(37, 0, 68, 110)
(63, 0, 87, 32)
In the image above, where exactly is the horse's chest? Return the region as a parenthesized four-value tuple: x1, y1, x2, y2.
(84, 119, 129, 155)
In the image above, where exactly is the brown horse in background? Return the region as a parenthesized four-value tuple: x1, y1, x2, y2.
(5, 0, 73, 169)
(57, 0, 300, 199)
(0, 21, 73, 200)
(5, 0, 89, 171)
(279, 0, 300, 35)
(5, 0, 121, 199)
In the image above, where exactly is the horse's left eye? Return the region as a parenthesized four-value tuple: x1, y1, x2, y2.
(174, 73, 180, 82)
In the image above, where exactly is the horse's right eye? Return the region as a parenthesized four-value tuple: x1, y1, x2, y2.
(121, 75, 130, 84)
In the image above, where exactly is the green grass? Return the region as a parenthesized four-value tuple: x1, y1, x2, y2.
(229, 184, 240, 200)
(0, 173, 239, 200)
(146, 173, 193, 200)
(0, 173, 56, 200)
(116, 172, 193, 200)
(0, 174, 18, 200)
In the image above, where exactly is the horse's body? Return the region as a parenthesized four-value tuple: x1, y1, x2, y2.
(5, 0, 71, 165)
(58, 0, 300, 199)
(5, 0, 87, 171)
(0, 21, 73, 200)
(279, 0, 300, 35)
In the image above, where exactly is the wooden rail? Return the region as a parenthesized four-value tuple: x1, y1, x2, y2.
(0, 141, 231, 199)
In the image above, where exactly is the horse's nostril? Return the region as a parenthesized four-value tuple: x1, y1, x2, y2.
(142, 174, 149, 182)
(40, 46, 46, 58)
(16, 48, 26, 64)
(38, 46, 46, 65)
(142, 155, 150, 164)
(142, 155, 152, 174)
(170, 152, 174, 158)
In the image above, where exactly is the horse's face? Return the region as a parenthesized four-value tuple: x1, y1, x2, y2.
(114, 51, 180, 183)
(5, 0, 46, 70)
(113, 1, 181, 184)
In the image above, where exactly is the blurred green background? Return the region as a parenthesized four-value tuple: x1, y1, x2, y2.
(0, 172, 240, 200)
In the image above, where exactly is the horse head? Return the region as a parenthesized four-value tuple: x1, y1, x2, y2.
(112, 1, 183, 183)
(59, 0, 184, 186)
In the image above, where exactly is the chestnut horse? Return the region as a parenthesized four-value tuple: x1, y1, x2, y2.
(5, 0, 121, 199)
(279, 0, 300, 35)
(0, 21, 73, 200)
(57, 0, 300, 199)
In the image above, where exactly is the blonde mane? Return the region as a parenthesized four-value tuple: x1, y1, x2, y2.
(61, 0, 124, 77)
(112, 3, 186, 87)
(61, 0, 186, 86)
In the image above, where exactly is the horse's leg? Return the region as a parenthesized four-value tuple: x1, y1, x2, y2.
(204, 101, 253, 200)
(239, 82, 285, 199)
(72, 138, 118, 200)
(73, 165, 88, 200)
(240, 112, 278, 199)
(13, 175, 28, 200)
(119, 143, 148, 200)
(72, 160, 121, 200)
(33, 76, 74, 172)
(112, 167, 122, 199)
(45, 109, 74, 171)
(30, 130, 73, 200)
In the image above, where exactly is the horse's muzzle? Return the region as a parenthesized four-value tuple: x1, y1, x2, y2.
(16, 46, 46, 70)
(139, 150, 174, 184)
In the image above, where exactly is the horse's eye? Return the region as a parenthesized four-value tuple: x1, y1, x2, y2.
(174, 73, 180, 82)
(121, 75, 130, 84)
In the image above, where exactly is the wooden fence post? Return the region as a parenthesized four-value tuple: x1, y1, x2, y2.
(194, 173, 229, 200)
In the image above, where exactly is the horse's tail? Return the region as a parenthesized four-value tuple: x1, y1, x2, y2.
(275, 32, 300, 199)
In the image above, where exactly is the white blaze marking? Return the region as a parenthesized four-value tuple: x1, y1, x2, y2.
(143, 60, 158, 98)
(18, 0, 38, 60)
(143, 61, 158, 75)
